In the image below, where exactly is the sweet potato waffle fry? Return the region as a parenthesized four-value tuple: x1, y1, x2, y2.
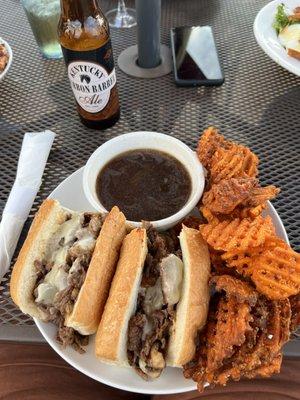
(202, 177, 257, 214)
(206, 297, 253, 373)
(236, 203, 267, 219)
(197, 126, 232, 169)
(197, 126, 258, 182)
(202, 177, 279, 216)
(200, 215, 275, 252)
(183, 275, 291, 392)
(222, 238, 300, 299)
(246, 185, 280, 207)
(211, 275, 258, 305)
(221, 237, 279, 274)
(251, 239, 300, 300)
(200, 206, 220, 224)
(210, 146, 259, 183)
(209, 250, 235, 276)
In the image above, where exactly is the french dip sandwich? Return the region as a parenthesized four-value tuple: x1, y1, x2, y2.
(10, 199, 126, 352)
(96, 225, 211, 379)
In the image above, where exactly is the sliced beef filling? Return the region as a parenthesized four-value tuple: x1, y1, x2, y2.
(141, 225, 179, 287)
(127, 226, 183, 379)
(128, 312, 146, 356)
(33, 212, 103, 352)
(34, 260, 53, 288)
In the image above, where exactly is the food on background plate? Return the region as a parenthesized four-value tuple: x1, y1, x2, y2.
(10, 199, 126, 352)
(273, 4, 300, 60)
(0, 43, 9, 73)
(186, 126, 300, 392)
(96, 149, 192, 222)
(95, 224, 211, 379)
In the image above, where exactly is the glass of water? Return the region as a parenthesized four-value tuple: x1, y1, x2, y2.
(22, 0, 62, 59)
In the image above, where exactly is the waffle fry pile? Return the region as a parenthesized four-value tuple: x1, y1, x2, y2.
(183, 127, 300, 392)
(198, 127, 300, 300)
(184, 275, 291, 391)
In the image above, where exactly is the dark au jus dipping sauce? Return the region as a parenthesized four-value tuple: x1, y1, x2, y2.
(96, 149, 192, 221)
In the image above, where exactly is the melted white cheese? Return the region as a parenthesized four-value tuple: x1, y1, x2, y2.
(74, 227, 95, 251)
(36, 213, 86, 305)
(35, 265, 68, 305)
(52, 246, 68, 267)
(35, 213, 99, 306)
(160, 254, 183, 306)
(46, 264, 68, 290)
(35, 283, 57, 305)
(57, 214, 82, 244)
(49, 214, 82, 265)
(144, 277, 164, 315)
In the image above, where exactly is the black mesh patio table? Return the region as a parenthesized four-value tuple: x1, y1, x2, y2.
(0, 0, 299, 346)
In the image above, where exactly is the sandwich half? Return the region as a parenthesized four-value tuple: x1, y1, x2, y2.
(95, 224, 211, 378)
(10, 199, 126, 352)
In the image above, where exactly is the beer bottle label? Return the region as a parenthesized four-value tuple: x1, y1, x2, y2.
(62, 40, 116, 114)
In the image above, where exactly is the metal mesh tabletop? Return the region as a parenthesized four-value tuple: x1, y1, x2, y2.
(0, 0, 299, 340)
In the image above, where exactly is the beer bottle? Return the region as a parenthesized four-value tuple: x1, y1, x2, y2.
(58, 0, 120, 130)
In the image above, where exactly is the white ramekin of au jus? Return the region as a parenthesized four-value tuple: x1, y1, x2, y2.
(83, 131, 205, 231)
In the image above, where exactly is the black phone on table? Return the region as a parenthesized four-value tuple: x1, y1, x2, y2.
(170, 26, 224, 87)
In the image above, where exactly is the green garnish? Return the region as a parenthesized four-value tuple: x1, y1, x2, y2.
(273, 3, 290, 34)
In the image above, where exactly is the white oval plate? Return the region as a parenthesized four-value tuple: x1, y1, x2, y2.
(35, 167, 289, 394)
(254, 0, 300, 77)
(0, 38, 13, 82)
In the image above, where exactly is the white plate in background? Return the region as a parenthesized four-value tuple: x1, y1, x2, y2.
(34, 167, 289, 394)
(254, 0, 300, 77)
(0, 38, 12, 82)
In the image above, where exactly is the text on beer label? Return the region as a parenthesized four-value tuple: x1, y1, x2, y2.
(67, 61, 116, 113)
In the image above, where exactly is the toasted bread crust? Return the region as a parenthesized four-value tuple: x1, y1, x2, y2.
(66, 206, 126, 335)
(10, 199, 63, 319)
(167, 226, 211, 367)
(95, 228, 147, 365)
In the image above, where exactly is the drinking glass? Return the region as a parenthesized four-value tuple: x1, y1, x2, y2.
(106, 0, 137, 29)
(22, 0, 63, 59)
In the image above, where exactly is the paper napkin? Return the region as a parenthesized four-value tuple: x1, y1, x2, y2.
(0, 130, 55, 280)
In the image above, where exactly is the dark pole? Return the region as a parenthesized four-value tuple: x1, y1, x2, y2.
(136, 0, 161, 68)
